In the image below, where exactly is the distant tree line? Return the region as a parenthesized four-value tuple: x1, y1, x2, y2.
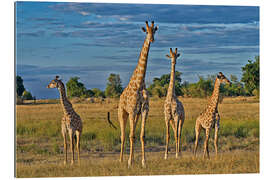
(148, 56, 259, 98)
(16, 56, 259, 101)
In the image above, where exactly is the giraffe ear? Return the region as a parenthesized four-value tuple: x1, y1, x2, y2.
(166, 54, 171, 59)
(177, 53, 180, 58)
(154, 26, 158, 32)
(141, 27, 146, 32)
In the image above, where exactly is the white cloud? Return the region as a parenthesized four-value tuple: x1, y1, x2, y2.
(79, 11, 90, 16)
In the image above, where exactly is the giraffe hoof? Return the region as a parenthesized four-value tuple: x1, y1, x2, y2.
(142, 160, 146, 168)
(164, 155, 168, 160)
(128, 160, 132, 168)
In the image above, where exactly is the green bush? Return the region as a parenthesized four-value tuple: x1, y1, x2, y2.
(234, 126, 249, 138)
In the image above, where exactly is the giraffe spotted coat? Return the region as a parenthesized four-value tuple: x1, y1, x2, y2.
(47, 76, 83, 165)
(118, 21, 158, 167)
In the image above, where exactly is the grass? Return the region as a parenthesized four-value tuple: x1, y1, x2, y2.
(16, 96, 259, 177)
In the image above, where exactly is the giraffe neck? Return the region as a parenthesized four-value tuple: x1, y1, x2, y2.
(57, 82, 74, 115)
(129, 37, 151, 90)
(167, 61, 176, 98)
(208, 78, 221, 112)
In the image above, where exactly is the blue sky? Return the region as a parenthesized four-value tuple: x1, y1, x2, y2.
(15, 2, 259, 99)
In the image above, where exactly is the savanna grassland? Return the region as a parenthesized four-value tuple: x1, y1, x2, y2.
(16, 97, 259, 177)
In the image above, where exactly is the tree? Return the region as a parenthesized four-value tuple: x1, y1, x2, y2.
(16, 75, 25, 97)
(147, 71, 183, 97)
(105, 73, 123, 98)
(241, 56, 259, 96)
(66, 77, 87, 98)
(92, 88, 105, 98)
(196, 76, 214, 97)
(22, 90, 33, 100)
(85, 89, 95, 97)
(221, 74, 246, 96)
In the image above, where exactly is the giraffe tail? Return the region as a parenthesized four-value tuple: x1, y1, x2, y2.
(107, 112, 117, 130)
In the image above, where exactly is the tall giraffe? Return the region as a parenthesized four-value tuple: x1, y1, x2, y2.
(193, 72, 231, 158)
(164, 48, 185, 159)
(47, 76, 83, 165)
(118, 21, 158, 167)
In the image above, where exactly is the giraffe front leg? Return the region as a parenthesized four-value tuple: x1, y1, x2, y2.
(75, 130, 81, 165)
(140, 109, 148, 167)
(164, 116, 170, 160)
(203, 129, 210, 159)
(62, 132, 67, 165)
(193, 121, 201, 157)
(61, 123, 67, 165)
(178, 119, 184, 157)
(118, 108, 128, 163)
(68, 129, 75, 165)
(173, 117, 179, 159)
(214, 114, 220, 158)
(128, 114, 136, 168)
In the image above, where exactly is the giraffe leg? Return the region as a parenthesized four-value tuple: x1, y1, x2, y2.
(214, 126, 219, 158)
(178, 119, 184, 157)
(214, 114, 220, 158)
(61, 123, 67, 165)
(128, 113, 136, 168)
(203, 129, 210, 159)
(62, 130, 67, 165)
(68, 129, 75, 165)
(118, 108, 128, 163)
(173, 116, 180, 159)
(140, 109, 148, 167)
(75, 130, 81, 165)
(193, 121, 201, 157)
(164, 116, 170, 160)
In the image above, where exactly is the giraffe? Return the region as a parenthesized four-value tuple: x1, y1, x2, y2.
(47, 76, 83, 165)
(118, 21, 158, 167)
(164, 48, 185, 160)
(193, 72, 231, 159)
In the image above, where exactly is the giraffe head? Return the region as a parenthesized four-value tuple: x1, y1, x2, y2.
(47, 76, 62, 89)
(141, 21, 158, 43)
(217, 72, 231, 85)
(166, 48, 180, 64)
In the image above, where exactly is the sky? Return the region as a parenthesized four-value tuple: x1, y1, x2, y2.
(15, 1, 259, 99)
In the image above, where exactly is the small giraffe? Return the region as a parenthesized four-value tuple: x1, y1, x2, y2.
(193, 72, 231, 159)
(164, 48, 185, 159)
(118, 21, 158, 167)
(47, 76, 83, 165)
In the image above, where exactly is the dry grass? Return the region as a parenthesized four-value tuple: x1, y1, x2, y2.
(16, 97, 259, 177)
